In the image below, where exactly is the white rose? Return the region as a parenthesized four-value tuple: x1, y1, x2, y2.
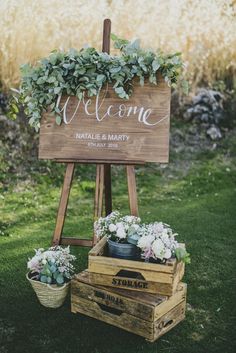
(109, 223, 116, 232)
(137, 234, 155, 250)
(116, 225, 126, 239)
(161, 233, 169, 243)
(164, 248, 172, 259)
(152, 239, 165, 259)
(116, 222, 123, 228)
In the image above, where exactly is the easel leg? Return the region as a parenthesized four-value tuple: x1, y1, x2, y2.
(93, 165, 105, 244)
(104, 164, 112, 216)
(52, 163, 75, 246)
(126, 165, 139, 217)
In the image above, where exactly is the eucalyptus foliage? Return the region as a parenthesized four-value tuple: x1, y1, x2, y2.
(13, 34, 186, 131)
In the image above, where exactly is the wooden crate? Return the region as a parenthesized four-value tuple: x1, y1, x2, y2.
(88, 236, 185, 296)
(71, 271, 187, 342)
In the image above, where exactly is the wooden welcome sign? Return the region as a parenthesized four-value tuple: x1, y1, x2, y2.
(40, 19, 171, 248)
(39, 74, 170, 163)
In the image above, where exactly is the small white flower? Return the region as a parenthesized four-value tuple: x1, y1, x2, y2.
(132, 224, 140, 231)
(42, 259, 47, 265)
(109, 223, 116, 232)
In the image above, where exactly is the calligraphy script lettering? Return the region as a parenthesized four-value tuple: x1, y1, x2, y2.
(57, 85, 168, 127)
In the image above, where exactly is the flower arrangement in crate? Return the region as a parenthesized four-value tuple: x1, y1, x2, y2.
(95, 211, 141, 260)
(94, 211, 190, 264)
(26, 246, 76, 308)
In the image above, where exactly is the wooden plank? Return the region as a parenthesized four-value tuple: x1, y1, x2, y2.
(126, 165, 138, 216)
(172, 261, 185, 292)
(52, 163, 75, 245)
(88, 255, 175, 273)
(102, 18, 111, 53)
(60, 237, 92, 247)
(86, 272, 174, 296)
(93, 165, 104, 245)
(39, 75, 171, 163)
(55, 159, 144, 165)
(102, 19, 112, 217)
(104, 163, 112, 215)
(88, 261, 174, 282)
(89, 236, 107, 256)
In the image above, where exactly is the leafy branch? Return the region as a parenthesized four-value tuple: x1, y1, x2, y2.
(12, 34, 187, 131)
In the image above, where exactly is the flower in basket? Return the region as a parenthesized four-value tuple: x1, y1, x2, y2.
(137, 222, 190, 264)
(94, 211, 141, 244)
(27, 246, 76, 285)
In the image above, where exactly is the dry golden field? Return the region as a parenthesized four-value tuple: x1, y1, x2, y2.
(0, 0, 235, 90)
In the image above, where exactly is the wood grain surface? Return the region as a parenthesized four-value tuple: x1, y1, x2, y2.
(39, 74, 170, 163)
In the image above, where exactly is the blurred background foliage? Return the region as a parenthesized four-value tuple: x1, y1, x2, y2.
(0, 0, 235, 90)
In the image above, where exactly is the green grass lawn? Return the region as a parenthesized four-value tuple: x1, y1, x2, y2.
(1, 130, 236, 353)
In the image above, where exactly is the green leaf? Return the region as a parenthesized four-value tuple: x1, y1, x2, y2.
(50, 265, 57, 273)
(96, 74, 105, 82)
(54, 87, 61, 94)
(56, 274, 64, 285)
(55, 115, 62, 125)
(47, 76, 56, 83)
(175, 247, 191, 264)
(115, 86, 124, 94)
(110, 67, 121, 74)
(77, 68, 86, 75)
(111, 33, 118, 41)
(47, 277, 52, 284)
(12, 104, 19, 113)
(37, 77, 46, 84)
(152, 59, 160, 72)
(40, 275, 47, 283)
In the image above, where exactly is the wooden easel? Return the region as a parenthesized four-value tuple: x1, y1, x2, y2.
(52, 19, 140, 248)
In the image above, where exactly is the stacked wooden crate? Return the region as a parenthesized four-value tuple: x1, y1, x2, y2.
(71, 236, 187, 342)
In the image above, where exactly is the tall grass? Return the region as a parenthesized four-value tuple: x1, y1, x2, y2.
(0, 0, 235, 90)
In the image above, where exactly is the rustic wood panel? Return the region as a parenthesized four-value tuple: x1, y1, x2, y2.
(52, 163, 75, 245)
(85, 272, 174, 296)
(127, 165, 139, 216)
(39, 74, 170, 163)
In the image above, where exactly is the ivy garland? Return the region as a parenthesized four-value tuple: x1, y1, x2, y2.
(12, 34, 187, 131)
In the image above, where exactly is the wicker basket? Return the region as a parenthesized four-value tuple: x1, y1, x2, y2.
(26, 272, 70, 308)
